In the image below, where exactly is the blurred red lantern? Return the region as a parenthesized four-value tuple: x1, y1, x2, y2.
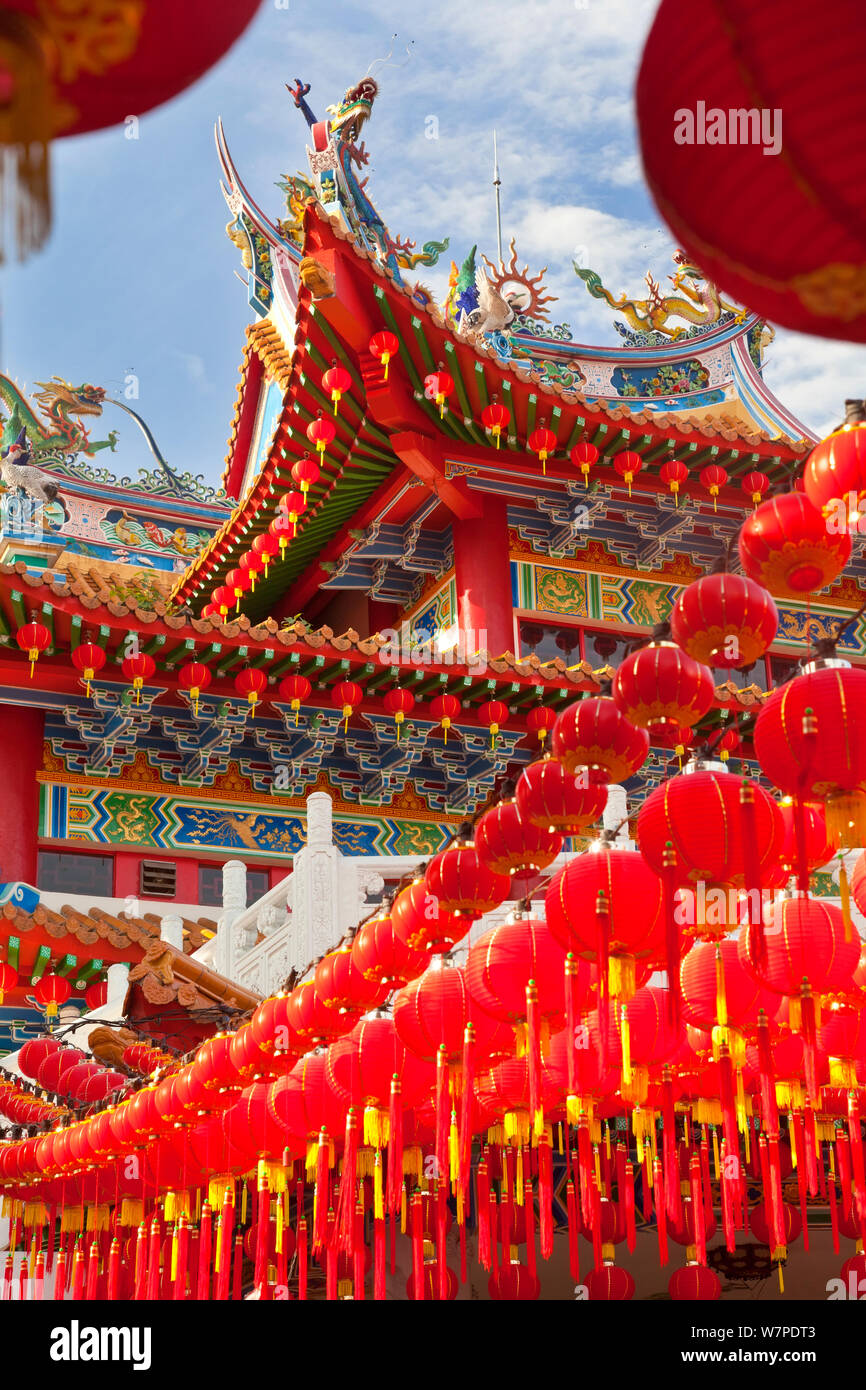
(234, 667, 267, 715)
(699, 464, 727, 510)
(285, 980, 351, 1046)
(475, 798, 562, 879)
(178, 661, 212, 716)
(430, 693, 460, 742)
(742, 471, 770, 509)
(528, 424, 557, 474)
(526, 706, 555, 746)
(738, 492, 851, 599)
(481, 399, 511, 449)
(754, 665, 866, 846)
(516, 757, 607, 834)
(84, 980, 107, 1012)
(328, 1015, 432, 1131)
(322, 362, 352, 414)
(478, 699, 508, 748)
(670, 572, 778, 669)
(406, 1263, 458, 1301)
(306, 413, 336, 456)
(776, 799, 834, 880)
(667, 1273, 722, 1301)
(18, 1035, 60, 1078)
(613, 642, 714, 737)
(391, 874, 474, 954)
(0, 962, 16, 1004)
(291, 456, 320, 495)
(331, 679, 362, 731)
(585, 1264, 635, 1300)
(466, 914, 568, 1029)
(488, 1263, 541, 1300)
(16, 621, 50, 678)
(660, 458, 688, 503)
(71, 642, 106, 697)
(803, 419, 866, 525)
(552, 696, 649, 784)
(369, 330, 399, 379)
(252, 531, 280, 575)
(424, 368, 454, 417)
(749, 1201, 802, 1250)
(636, 0, 866, 344)
(33, 975, 71, 1021)
(120, 652, 156, 705)
(613, 450, 643, 495)
(38, 1046, 84, 1090)
(278, 674, 312, 725)
(383, 687, 415, 739)
(570, 441, 599, 482)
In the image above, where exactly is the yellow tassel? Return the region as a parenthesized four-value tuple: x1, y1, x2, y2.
(305, 1141, 319, 1179)
(356, 1145, 376, 1179)
(715, 947, 728, 1028)
(825, 791, 866, 849)
(208, 1176, 234, 1210)
(778, 1260, 785, 1294)
(164, 1190, 189, 1223)
(514, 1022, 528, 1058)
(594, 1144, 602, 1190)
(120, 1197, 144, 1228)
(401, 1186, 408, 1233)
(262, 1160, 288, 1194)
(61, 1206, 83, 1233)
(337, 1277, 352, 1299)
(839, 859, 856, 943)
(170, 1226, 178, 1282)
(276, 1198, 284, 1255)
(242, 1180, 250, 1225)
(557, 1123, 564, 1155)
(457, 1189, 465, 1226)
(620, 1003, 632, 1085)
(195, 1189, 202, 1222)
(23, 1201, 47, 1227)
(712, 1128, 721, 1180)
(374, 1151, 384, 1220)
(605, 1123, 612, 1160)
(214, 1219, 222, 1275)
(86, 1204, 111, 1233)
(608, 953, 636, 1002)
(504, 1109, 531, 1148)
(515, 1146, 525, 1205)
(402, 1145, 423, 1179)
(364, 1105, 390, 1149)
(449, 1112, 460, 1186)
(621, 1065, 649, 1108)
(829, 1057, 859, 1087)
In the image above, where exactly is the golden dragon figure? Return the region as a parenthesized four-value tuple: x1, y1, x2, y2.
(574, 249, 746, 340)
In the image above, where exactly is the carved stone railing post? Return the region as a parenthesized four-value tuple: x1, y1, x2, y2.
(288, 792, 345, 974)
(214, 859, 247, 978)
(603, 784, 633, 846)
(159, 913, 184, 951)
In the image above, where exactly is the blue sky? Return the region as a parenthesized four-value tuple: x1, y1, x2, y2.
(5, 0, 864, 488)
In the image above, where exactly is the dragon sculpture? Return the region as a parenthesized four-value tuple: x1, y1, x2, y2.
(284, 76, 448, 283)
(0, 375, 118, 461)
(574, 249, 746, 341)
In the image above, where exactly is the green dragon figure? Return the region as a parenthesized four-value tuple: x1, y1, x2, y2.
(574, 249, 746, 340)
(0, 375, 118, 462)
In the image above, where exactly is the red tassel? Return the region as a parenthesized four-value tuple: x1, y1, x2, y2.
(756, 1010, 779, 1133)
(325, 1230, 338, 1301)
(566, 1179, 580, 1280)
(298, 1217, 308, 1301)
(353, 1201, 365, 1300)
(642, 1149, 653, 1222)
(803, 1104, 818, 1197)
(662, 1071, 682, 1226)
(46, 1206, 56, 1275)
(739, 779, 765, 961)
(538, 1132, 554, 1261)
(768, 1133, 786, 1255)
(817, 1138, 828, 1201)
(476, 1159, 491, 1270)
(525, 980, 543, 1139)
(84, 1235, 100, 1301)
(71, 1242, 85, 1300)
(791, 1114, 810, 1253)
(577, 1115, 594, 1225)
(53, 1248, 67, 1302)
(435, 1046, 449, 1189)
(565, 955, 579, 1100)
(595, 889, 611, 1068)
(502, 1147, 516, 1264)
(624, 1161, 636, 1254)
(215, 1192, 233, 1302)
(459, 1023, 476, 1200)
(34, 1251, 45, 1302)
(337, 1110, 358, 1254)
(374, 1215, 386, 1300)
(197, 1203, 212, 1301)
(133, 1222, 147, 1300)
(106, 1236, 121, 1300)
(799, 984, 819, 1105)
(254, 1168, 270, 1295)
(718, 1047, 739, 1164)
(145, 1217, 161, 1301)
(837, 1132, 853, 1220)
(829, 1175, 840, 1253)
(388, 1077, 403, 1215)
(700, 1128, 713, 1228)
(410, 1191, 424, 1299)
(615, 1139, 627, 1204)
(689, 1155, 706, 1265)
(661, 843, 681, 1024)
(524, 1168, 537, 1280)
(174, 1215, 190, 1300)
(436, 1180, 448, 1300)
(313, 1128, 329, 1252)
(720, 1141, 736, 1253)
(792, 794, 812, 894)
(847, 1091, 866, 1231)
(489, 1192, 499, 1277)
(459, 1214, 467, 1284)
(590, 1180, 603, 1270)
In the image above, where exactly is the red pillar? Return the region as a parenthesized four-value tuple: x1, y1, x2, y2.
(452, 495, 515, 658)
(0, 705, 44, 885)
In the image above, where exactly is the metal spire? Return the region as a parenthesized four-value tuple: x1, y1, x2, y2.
(493, 129, 503, 267)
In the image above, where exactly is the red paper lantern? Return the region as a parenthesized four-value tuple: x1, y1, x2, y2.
(526, 706, 555, 746)
(383, 687, 415, 738)
(742, 471, 770, 509)
(546, 846, 665, 977)
(331, 680, 362, 731)
(739, 897, 859, 1000)
(16, 621, 50, 677)
(240, 547, 266, 589)
(699, 464, 727, 510)
(424, 844, 511, 918)
(466, 915, 568, 1026)
(84, 980, 107, 1012)
(776, 800, 834, 880)
(291, 456, 321, 495)
(268, 511, 293, 555)
(570, 441, 599, 482)
(391, 875, 474, 954)
(613, 450, 643, 495)
(528, 425, 557, 474)
(252, 531, 280, 576)
(424, 368, 454, 418)
(585, 1264, 635, 1300)
(178, 661, 212, 716)
(393, 962, 510, 1067)
(681, 939, 776, 1034)
(552, 696, 649, 784)
(636, 0, 866, 344)
(478, 699, 508, 747)
(670, 572, 778, 669)
(315, 947, 389, 1015)
(430, 693, 460, 742)
(749, 1201, 802, 1249)
(481, 399, 511, 449)
(278, 674, 312, 725)
(121, 652, 156, 704)
(33, 975, 71, 1020)
(322, 362, 352, 414)
(234, 667, 267, 715)
(754, 665, 866, 845)
(351, 909, 428, 988)
(0, 962, 16, 1005)
(224, 566, 250, 613)
(406, 1264, 458, 1301)
(369, 330, 399, 379)
(488, 1263, 541, 1300)
(612, 642, 714, 737)
(515, 757, 607, 834)
(71, 642, 106, 697)
(475, 799, 563, 878)
(18, 1036, 60, 1078)
(739, 492, 851, 599)
(803, 420, 866, 525)
(306, 413, 336, 456)
(212, 584, 234, 617)
(660, 458, 688, 502)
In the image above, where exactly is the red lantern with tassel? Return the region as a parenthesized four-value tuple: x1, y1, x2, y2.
(803, 416, 866, 524)
(368, 330, 399, 379)
(612, 450, 643, 496)
(291, 456, 320, 496)
(391, 873, 475, 953)
(738, 492, 851, 599)
(240, 546, 266, 591)
(224, 566, 250, 613)
(478, 699, 508, 748)
(515, 757, 606, 834)
(252, 531, 280, 576)
(424, 840, 511, 918)
(383, 687, 414, 739)
(33, 975, 71, 1022)
(322, 361, 352, 414)
(424, 367, 454, 418)
(330, 680, 362, 732)
(430, 693, 460, 742)
(351, 908, 428, 988)
(306, 413, 336, 457)
(278, 674, 312, 725)
(475, 797, 563, 879)
(121, 652, 156, 705)
(612, 641, 714, 737)
(552, 695, 649, 784)
(546, 846, 665, 993)
(585, 1262, 635, 1300)
(481, 398, 511, 449)
(570, 441, 599, 482)
(234, 667, 267, 715)
(16, 621, 50, 678)
(699, 464, 727, 511)
(660, 458, 688, 503)
(71, 642, 106, 697)
(178, 661, 212, 717)
(670, 572, 778, 669)
(742, 471, 770, 509)
(525, 706, 555, 747)
(528, 424, 557, 475)
(488, 1263, 541, 1300)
